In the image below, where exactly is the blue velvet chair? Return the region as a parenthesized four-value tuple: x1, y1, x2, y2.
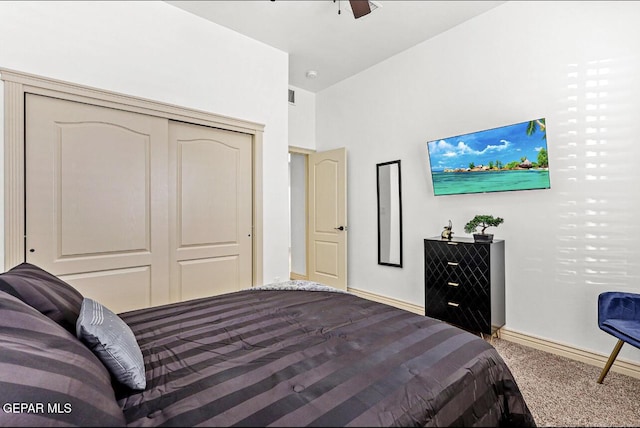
(597, 292, 640, 383)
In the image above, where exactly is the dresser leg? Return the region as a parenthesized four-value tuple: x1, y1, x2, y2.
(480, 330, 499, 344)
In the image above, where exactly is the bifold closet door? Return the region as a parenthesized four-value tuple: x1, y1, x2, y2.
(25, 94, 170, 312)
(168, 121, 252, 302)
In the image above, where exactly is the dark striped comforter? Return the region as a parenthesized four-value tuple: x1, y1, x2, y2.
(116, 288, 535, 427)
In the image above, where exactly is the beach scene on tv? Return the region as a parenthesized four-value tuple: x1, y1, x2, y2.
(427, 118, 550, 196)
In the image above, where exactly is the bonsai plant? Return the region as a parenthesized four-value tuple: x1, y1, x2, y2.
(464, 215, 504, 243)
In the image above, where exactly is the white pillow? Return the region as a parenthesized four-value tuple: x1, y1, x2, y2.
(76, 298, 146, 390)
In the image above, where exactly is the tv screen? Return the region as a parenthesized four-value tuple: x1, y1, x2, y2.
(426, 118, 550, 196)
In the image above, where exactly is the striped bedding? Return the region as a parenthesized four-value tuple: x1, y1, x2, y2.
(116, 285, 535, 427)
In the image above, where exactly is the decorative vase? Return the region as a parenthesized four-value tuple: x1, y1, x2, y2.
(473, 233, 493, 243)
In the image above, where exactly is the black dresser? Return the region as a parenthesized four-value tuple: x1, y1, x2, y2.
(424, 237, 505, 335)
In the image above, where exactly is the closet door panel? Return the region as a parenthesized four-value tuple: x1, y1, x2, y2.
(179, 139, 238, 246)
(58, 123, 149, 256)
(169, 121, 252, 301)
(178, 257, 240, 302)
(60, 266, 152, 313)
(25, 94, 170, 312)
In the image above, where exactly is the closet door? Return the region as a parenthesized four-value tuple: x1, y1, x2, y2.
(25, 94, 170, 312)
(168, 121, 252, 301)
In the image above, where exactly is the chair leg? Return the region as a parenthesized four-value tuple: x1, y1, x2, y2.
(597, 339, 624, 384)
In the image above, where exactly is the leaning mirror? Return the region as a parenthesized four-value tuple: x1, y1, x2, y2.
(377, 160, 403, 267)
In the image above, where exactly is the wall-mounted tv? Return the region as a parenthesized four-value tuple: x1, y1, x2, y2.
(426, 118, 550, 196)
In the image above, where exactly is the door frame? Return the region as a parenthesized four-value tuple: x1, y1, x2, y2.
(288, 146, 314, 281)
(1, 68, 264, 285)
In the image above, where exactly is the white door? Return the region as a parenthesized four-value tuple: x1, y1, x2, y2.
(168, 121, 253, 302)
(25, 94, 170, 312)
(308, 148, 347, 290)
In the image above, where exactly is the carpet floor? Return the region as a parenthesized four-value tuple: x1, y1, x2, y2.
(491, 338, 640, 427)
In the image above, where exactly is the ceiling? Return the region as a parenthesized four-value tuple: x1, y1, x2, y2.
(165, 1, 506, 93)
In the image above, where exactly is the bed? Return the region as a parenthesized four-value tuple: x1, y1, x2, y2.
(0, 263, 535, 427)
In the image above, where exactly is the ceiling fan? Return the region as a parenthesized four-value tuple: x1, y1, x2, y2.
(270, 0, 381, 20)
(334, 0, 381, 19)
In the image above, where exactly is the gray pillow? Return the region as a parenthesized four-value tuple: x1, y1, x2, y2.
(0, 262, 83, 334)
(76, 298, 146, 390)
(0, 291, 126, 426)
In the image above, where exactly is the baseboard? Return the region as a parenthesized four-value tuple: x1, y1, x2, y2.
(347, 286, 640, 380)
(347, 286, 425, 316)
(289, 272, 307, 281)
(498, 328, 640, 380)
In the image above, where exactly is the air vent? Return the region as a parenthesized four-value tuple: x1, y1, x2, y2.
(288, 89, 295, 105)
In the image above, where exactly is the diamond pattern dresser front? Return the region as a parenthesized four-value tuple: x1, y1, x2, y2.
(424, 237, 505, 335)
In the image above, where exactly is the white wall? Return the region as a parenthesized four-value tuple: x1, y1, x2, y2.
(287, 85, 316, 277)
(288, 85, 316, 150)
(0, 1, 290, 283)
(316, 1, 640, 363)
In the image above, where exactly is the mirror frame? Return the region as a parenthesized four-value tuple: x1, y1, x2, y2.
(376, 160, 403, 268)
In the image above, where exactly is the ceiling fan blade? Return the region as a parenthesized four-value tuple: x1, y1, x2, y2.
(349, 0, 371, 19)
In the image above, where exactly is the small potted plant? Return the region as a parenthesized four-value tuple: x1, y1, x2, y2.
(464, 215, 504, 243)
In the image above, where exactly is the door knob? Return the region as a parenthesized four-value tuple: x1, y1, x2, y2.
(334, 226, 346, 231)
